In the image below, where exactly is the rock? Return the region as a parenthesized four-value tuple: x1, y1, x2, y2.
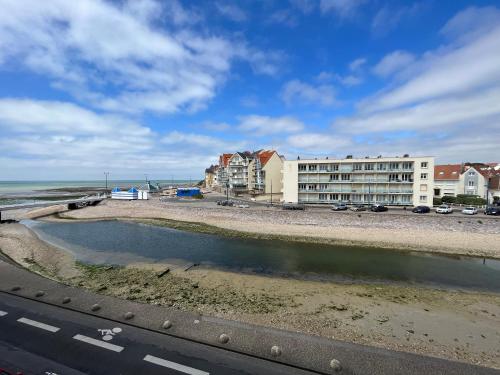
(156, 268, 170, 278)
(376, 315, 389, 323)
(407, 329, 415, 334)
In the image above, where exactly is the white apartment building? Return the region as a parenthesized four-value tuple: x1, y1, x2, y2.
(283, 155, 435, 207)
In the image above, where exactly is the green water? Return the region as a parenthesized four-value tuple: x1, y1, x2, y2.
(24, 220, 500, 292)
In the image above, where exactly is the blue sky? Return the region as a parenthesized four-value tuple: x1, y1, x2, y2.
(0, 0, 499, 180)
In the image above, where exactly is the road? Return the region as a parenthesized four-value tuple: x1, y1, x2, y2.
(0, 292, 316, 375)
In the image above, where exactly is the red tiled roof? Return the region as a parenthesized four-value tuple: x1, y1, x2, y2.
(434, 164, 461, 180)
(219, 153, 233, 167)
(258, 150, 276, 167)
(464, 163, 498, 179)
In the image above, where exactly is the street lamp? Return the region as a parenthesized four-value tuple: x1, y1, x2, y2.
(104, 172, 109, 196)
(226, 181, 230, 202)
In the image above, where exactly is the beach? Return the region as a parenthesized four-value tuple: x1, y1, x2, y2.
(1, 197, 500, 368)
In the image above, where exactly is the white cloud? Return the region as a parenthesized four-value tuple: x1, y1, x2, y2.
(363, 22, 500, 111)
(287, 133, 350, 151)
(0, 0, 279, 115)
(215, 2, 247, 22)
(320, 0, 365, 18)
(281, 80, 336, 106)
(238, 115, 304, 136)
(440, 6, 500, 42)
(162, 131, 245, 150)
(371, 4, 421, 36)
(349, 57, 366, 72)
(372, 51, 415, 78)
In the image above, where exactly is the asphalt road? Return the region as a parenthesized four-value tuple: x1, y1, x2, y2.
(0, 292, 316, 375)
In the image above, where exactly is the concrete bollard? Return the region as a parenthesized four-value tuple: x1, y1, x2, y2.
(330, 359, 342, 371)
(162, 320, 172, 329)
(271, 345, 281, 357)
(62, 297, 71, 304)
(218, 334, 230, 344)
(91, 304, 101, 312)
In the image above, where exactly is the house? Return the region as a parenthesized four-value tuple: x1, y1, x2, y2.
(248, 150, 284, 200)
(204, 165, 218, 188)
(283, 155, 434, 207)
(434, 162, 500, 201)
(215, 153, 233, 187)
(227, 152, 254, 193)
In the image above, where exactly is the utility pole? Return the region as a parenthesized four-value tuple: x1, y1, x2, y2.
(104, 172, 109, 196)
(270, 179, 273, 205)
(226, 181, 229, 202)
(144, 174, 148, 184)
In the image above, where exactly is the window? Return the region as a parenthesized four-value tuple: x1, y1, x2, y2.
(421, 162, 428, 168)
(319, 184, 328, 190)
(299, 184, 306, 190)
(377, 163, 386, 170)
(331, 164, 339, 171)
(353, 163, 363, 171)
(468, 171, 475, 176)
(298, 164, 306, 171)
(402, 162, 412, 170)
(308, 164, 317, 171)
(341, 174, 351, 181)
(401, 173, 412, 181)
(330, 174, 339, 181)
(389, 162, 399, 170)
(319, 164, 328, 171)
(364, 163, 374, 170)
(468, 180, 475, 186)
(341, 193, 350, 201)
(389, 173, 399, 181)
(319, 193, 327, 200)
(420, 195, 427, 202)
(420, 173, 428, 180)
(329, 193, 339, 200)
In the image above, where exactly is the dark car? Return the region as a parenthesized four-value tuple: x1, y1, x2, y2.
(412, 205, 430, 213)
(282, 203, 306, 210)
(370, 204, 388, 212)
(484, 206, 500, 215)
(331, 203, 348, 211)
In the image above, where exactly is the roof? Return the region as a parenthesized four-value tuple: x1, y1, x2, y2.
(434, 164, 461, 180)
(257, 150, 277, 166)
(463, 163, 498, 179)
(219, 153, 233, 167)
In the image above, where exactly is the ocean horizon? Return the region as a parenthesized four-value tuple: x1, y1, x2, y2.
(0, 179, 200, 195)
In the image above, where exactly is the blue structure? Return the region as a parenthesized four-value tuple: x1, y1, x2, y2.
(111, 187, 139, 200)
(176, 187, 201, 197)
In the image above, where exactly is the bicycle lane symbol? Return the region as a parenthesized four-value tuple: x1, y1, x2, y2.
(97, 327, 122, 341)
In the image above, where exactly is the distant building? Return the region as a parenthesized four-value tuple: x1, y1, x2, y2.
(434, 162, 500, 201)
(283, 155, 434, 207)
(204, 165, 218, 188)
(248, 150, 284, 197)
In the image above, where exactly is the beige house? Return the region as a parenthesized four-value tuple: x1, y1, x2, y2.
(283, 155, 434, 207)
(204, 165, 218, 188)
(248, 150, 284, 200)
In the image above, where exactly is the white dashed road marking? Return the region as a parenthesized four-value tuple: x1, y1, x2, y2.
(17, 317, 60, 332)
(73, 334, 124, 352)
(143, 354, 209, 375)
(0, 311, 8, 317)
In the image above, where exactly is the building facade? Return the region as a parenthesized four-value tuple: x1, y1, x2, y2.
(248, 150, 284, 198)
(204, 165, 218, 188)
(434, 163, 500, 201)
(283, 156, 434, 206)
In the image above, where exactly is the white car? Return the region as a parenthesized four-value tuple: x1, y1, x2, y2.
(462, 206, 478, 215)
(436, 205, 453, 214)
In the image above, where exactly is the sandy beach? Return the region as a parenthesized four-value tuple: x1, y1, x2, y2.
(1, 197, 500, 368)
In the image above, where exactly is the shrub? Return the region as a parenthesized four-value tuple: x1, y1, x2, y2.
(441, 196, 456, 204)
(433, 197, 442, 206)
(193, 193, 204, 199)
(455, 194, 486, 205)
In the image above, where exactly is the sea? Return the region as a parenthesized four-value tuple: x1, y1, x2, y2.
(0, 180, 194, 199)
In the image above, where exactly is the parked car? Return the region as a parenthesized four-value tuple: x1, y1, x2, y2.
(484, 206, 500, 215)
(462, 206, 478, 215)
(370, 204, 388, 212)
(237, 204, 249, 208)
(350, 204, 366, 212)
(436, 205, 453, 214)
(412, 206, 430, 213)
(282, 203, 306, 210)
(331, 203, 348, 211)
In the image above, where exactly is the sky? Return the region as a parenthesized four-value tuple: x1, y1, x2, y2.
(0, 0, 499, 180)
